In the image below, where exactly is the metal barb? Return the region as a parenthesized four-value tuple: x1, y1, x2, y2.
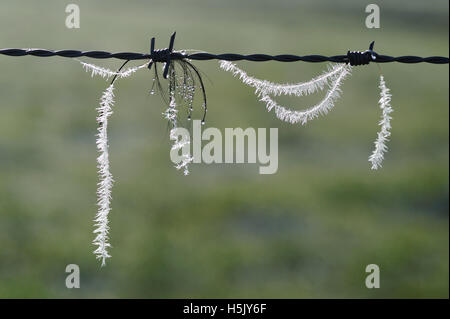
(163, 32, 176, 79)
(147, 32, 177, 79)
(365, 41, 377, 61)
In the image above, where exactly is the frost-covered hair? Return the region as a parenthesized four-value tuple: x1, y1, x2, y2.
(93, 84, 115, 266)
(81, 60, 150, 266)
(219, 61, 352, 125)
(369, 75, 393, 169)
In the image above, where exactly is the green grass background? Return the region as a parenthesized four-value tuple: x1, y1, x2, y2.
(0, 0, 448, 298)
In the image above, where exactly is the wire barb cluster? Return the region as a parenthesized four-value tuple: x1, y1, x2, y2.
(346, 41, 377, 66)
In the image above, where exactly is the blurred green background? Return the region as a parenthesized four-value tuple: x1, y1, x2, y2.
(0, 0, 448, 298)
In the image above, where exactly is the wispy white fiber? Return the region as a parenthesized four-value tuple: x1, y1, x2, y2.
(369, 75, 393, 170)
(93, 84, 115, 266)
(165, 95, 193, 175)
(80, 61, 148, 80)
(219, 61, 352, 125)
(171, 129, 194, 176)
(219, 61, 347, 97)
(163, 95, 179, 126)
(259, 67, 351, 125)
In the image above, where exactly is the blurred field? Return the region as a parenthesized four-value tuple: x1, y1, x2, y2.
(0, 0, 448, 298)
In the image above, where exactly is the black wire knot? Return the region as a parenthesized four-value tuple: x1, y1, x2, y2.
(148, 32, 187, 79)
(150, 48, 171, 63)
(347, 41, 377, 66)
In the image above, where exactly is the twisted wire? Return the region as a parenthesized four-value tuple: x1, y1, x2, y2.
(0, 48, 448, 64)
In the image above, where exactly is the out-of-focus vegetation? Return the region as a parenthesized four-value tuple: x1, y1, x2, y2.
(0, 0, 448, 298)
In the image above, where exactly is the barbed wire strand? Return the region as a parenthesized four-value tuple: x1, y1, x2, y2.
(0, 48, 448, 64)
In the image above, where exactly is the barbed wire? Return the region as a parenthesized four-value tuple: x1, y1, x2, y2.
(1, 32, 448, 82)
(1, 30, 448, 68)
(1, 47, 448, 64)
